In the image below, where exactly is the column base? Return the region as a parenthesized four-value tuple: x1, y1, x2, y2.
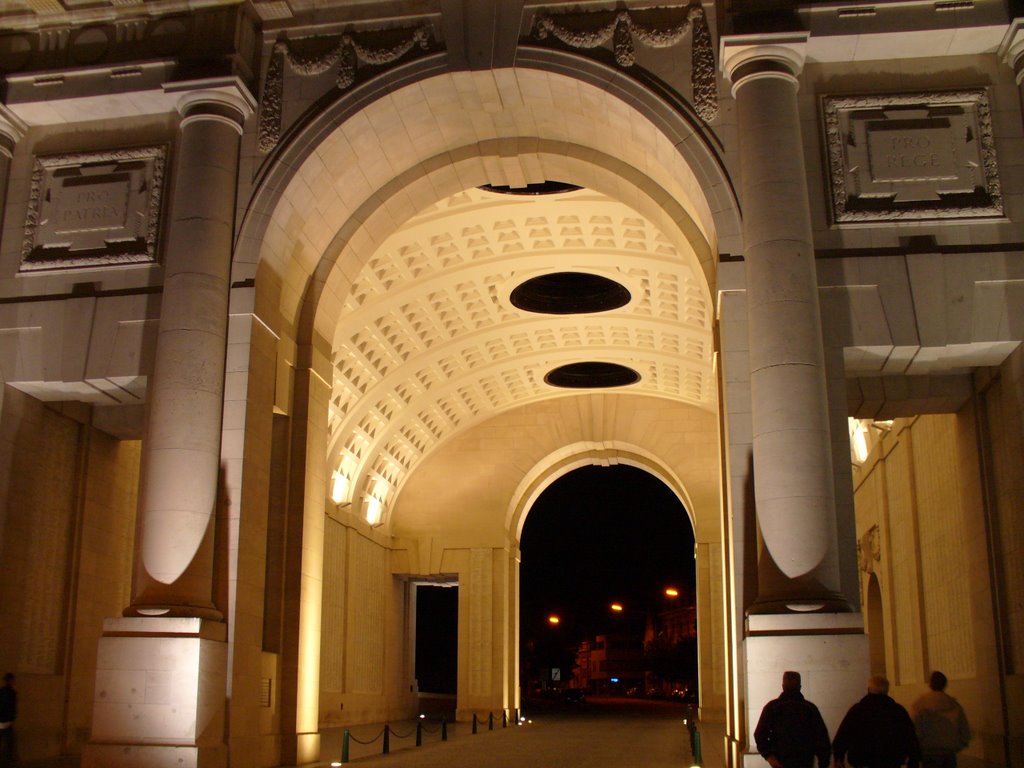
(740, 613, 869, 768)
(82, 617, 228, 768)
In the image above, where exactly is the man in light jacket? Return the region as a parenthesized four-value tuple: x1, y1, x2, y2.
(911, 671, 971, 768)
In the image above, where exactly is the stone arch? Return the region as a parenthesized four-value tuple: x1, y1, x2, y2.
(236, 61, 741, 341)
(507, 441, 697, 545)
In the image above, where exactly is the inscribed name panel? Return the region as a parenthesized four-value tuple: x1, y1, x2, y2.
(823, 91, 1001, 223)
(21, 146, 167, 272)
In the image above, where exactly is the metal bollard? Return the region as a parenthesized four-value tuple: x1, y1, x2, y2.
(472, 713, 478, 734)
(488, 712, 494, 731)
(502, 710, 508, 728)
(383, 724, 390, 755)
(442, 716, 448, 741)
(341, 728, 350, 764)
(686, 718, 703, 766)
(416, 720, 423, 747)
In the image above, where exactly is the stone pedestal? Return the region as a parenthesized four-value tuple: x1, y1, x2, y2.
(742, 613, 869, 767)
(82, 618, 228, 768)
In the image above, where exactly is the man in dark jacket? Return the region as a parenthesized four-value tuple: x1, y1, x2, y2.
(834, 675, 920, 768)
(755, 671, 832, 768)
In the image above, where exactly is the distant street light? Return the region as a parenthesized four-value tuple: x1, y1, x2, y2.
(610, 603, 624, 613)
(664, 587, 679, 598)
(548, 615, 560, 625)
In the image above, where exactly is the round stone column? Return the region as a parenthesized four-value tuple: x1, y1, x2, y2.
(723, 36, 849, 613)
(0, 112, 23, 242)
(127, 87, 252, 617)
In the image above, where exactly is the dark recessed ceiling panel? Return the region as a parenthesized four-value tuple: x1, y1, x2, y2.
(510, 272, 631, 314)
(544, 362, 640, 389)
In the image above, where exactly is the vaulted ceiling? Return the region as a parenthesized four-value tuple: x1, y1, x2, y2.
(324, 185, 716, 515)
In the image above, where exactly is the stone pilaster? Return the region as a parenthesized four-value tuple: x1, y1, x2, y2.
(127, 83, 254, 618)
(721, 35, 849, 614)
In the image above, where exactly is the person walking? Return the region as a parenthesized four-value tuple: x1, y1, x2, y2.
(833, 675, 919, 768)
(0, 673, 17, 767)
(755, 671, 832, 768)
(911, 671, 971, 768)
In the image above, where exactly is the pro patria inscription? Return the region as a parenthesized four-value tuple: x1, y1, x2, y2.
(55, 179, 130, 234)
(823, 91, 1002, 223)
(22, 146, 166, 271)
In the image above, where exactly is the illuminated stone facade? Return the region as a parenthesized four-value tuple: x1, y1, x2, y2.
(0, 2, 1021, 767)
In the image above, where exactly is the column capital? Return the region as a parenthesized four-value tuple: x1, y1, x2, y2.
(998, 18, 1024, 83)
(720, 33, 809, 96)
(165, 76, 257, 135)
(0, 106, 26, 159)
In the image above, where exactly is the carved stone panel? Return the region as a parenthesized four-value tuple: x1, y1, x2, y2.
(823, 90, 1002, 223)
(21, 146, 167, 272)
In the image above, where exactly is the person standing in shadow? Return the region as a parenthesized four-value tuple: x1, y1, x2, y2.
(755, 671, 832, 768)
(911, 671, 971, 768)
(0, 673, 17, 767)
(833, 675, 919, 768)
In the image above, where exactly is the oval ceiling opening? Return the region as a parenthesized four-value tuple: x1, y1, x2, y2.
(510, 272, 631, 315)
(544, 362, 640, 389)
(479, 181, 581, 195)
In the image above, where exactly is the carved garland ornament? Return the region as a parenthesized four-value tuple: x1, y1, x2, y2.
(532, 4, 717, 123)
(258, 24, 434, 152)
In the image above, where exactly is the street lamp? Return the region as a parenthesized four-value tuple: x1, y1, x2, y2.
(548, 614, 560, 625)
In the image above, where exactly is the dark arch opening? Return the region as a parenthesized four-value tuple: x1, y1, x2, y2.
(519, 465, 696, 701)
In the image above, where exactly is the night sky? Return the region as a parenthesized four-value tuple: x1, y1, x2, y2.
(519, 464, 697, 648)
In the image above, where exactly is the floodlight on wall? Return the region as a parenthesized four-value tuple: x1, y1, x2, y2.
(848, 418, 871, 465)
(330, 471, 350, 505)
(364, 495, 383, 526)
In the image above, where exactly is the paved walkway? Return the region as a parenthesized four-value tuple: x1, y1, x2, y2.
(16, 697, 725, 768)
(312, 697, 724, 768)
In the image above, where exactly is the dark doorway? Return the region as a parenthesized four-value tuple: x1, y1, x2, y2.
(519, 464, 697, 699)
(415, 584, 458, 694)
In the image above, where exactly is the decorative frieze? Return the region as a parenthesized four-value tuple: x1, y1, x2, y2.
(531, 4, 717, 123)
(21, 146, 167, 272)
(258, 23, 437, 152)
(823, 90, 1002, 223)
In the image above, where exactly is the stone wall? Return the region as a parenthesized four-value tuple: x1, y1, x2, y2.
(0, 387, 139, 761)
(851, 344, 1024, 768)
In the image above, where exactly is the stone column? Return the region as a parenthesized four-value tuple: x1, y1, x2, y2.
(720, 39, 868, 768)
(84, 81, 254, 768)
(721, 36, 849, 614)
(0, 110, 24, 246)
(999, 19, 1024, 104)
(127, 85, 253, 617)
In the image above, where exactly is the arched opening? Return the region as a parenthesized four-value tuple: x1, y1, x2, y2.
(519, 465, 696, 702)
(866, 572, 886, 677)
(242, 63, 734, 762)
